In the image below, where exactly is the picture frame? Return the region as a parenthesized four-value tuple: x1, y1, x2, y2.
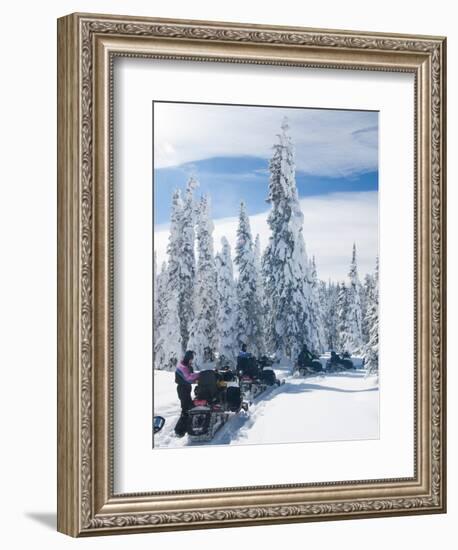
(57, 12, 446, 536)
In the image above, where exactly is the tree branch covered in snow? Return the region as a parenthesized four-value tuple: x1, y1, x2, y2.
(187, 194, 218, 365)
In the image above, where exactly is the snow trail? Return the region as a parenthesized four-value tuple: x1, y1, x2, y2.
(153, 367, 378, 448)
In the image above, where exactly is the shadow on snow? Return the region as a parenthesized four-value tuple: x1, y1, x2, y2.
(185, 371, 376, 446)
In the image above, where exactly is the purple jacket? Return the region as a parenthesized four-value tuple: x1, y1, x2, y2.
(175, 362, 199, 385)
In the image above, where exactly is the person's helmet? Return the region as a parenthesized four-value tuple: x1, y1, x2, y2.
(241, 343, 247, 352)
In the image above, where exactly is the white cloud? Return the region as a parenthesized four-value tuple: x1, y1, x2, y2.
(154, 102, 378, 178)
(154, 191, 378, 282)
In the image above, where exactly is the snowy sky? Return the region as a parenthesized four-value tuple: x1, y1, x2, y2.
(153, 102, 379, 281)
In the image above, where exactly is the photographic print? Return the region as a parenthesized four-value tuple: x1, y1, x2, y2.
(153, 101, 379, 448)
(57, 14, 446, 535)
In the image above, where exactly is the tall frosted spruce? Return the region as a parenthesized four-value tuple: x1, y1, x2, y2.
(361, 272, 375, 345)
(153, 250, 158, 347)
(178, 177, 198, 349)
(187, 195, 218, 365)
(364, 257, 379, 374)
(154, 261, 168, 331)
(235, 203, 265, 355)
(215, 237, 238, 366)
(262, 117, 312, 360)
(321, 280, 339, 351)
(342, 244, 364, 353)
(154, 190, 183, 370)
(254, 234, 267, 354)
(308, 257, 326, 353)
(336, 281, 349, 352)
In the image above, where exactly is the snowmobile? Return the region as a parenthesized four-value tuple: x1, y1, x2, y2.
(325, 351, 355, 372)
(294, 352, 323, 376)
(296, 361, 324, 376)
(216, 353, 236, 372)
(186, 369, 248, 442)
(258, 355, 285, 386)
(237, 355, 283, 402)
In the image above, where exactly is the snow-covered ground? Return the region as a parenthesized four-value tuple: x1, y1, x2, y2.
(153, 364, 379, 449)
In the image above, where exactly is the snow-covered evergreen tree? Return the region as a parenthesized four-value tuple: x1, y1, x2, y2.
(153, 252, 168, 358)
(154, 286, 182, 371)
(153, 250, 158, 346)
(235, 203, 265, 356)
(253, 234, 267, 354)
(262, 117, 312, 360)
(154, 261, 168, 331)
(364, 257, 379, 374)
(336, 281, 349, 352)
(320, 280, 339, 351)
(187, 195, 218, 365)
(154, 190, 184, 370)
(342, 244, 364, 353)
(215, 237, 238, 366)
(308, 257, 326, 353)
(361, 272, 375, 345)
(178, 177, 198, 349)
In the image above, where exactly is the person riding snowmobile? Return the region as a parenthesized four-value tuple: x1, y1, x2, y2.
(174, 350, 200, 437)
(329, 350, 342, 365)
(237, 344, 251, 360)
(297, 344, 315, 368)
(236, 344, 258, 378)
(296, 344, 323, 374)
(326, 350, 354, 370)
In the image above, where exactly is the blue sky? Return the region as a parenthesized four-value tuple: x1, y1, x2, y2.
(154, 155, 378, 225)
(153, 102, 378, 226)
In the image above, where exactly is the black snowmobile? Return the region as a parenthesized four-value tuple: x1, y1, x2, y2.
(186, 369, 248, 442)
(325, 351, 355, 372)
(295, 348, 323, 376)
(237, 355, 283, 402)
(258, 355, 284, 386)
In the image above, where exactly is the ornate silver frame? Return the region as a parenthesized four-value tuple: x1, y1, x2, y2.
(57, 13, 446, 536)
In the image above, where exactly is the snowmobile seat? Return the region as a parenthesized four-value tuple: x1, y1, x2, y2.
(219, 368, 236, 382)
(195, 370, 219, 402)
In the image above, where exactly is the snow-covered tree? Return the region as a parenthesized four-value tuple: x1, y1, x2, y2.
(254, 234, 267, 354)
(235, 203, 265, 355)
(336, 281, 349, 352)
(308, 257, 326, 353)
(178, 177, 198, 349)
(153, 259, 168, 367)
(154, 190, 184, 370)
(187, 195, 218, 365)
(262, 117, 312, 360)
(154, 287, 182, 371)
(215, 237, 238, 366)
(154, 261, 168, 332)
(342, 244, 364, 353)
(153, 250, 158, 346)
(320, 280, 339, 351)
(364, 257, 379, 374)
(361, 272, 375, 345)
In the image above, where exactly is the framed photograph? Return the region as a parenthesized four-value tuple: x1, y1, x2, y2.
(57, 13, 446, 536)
